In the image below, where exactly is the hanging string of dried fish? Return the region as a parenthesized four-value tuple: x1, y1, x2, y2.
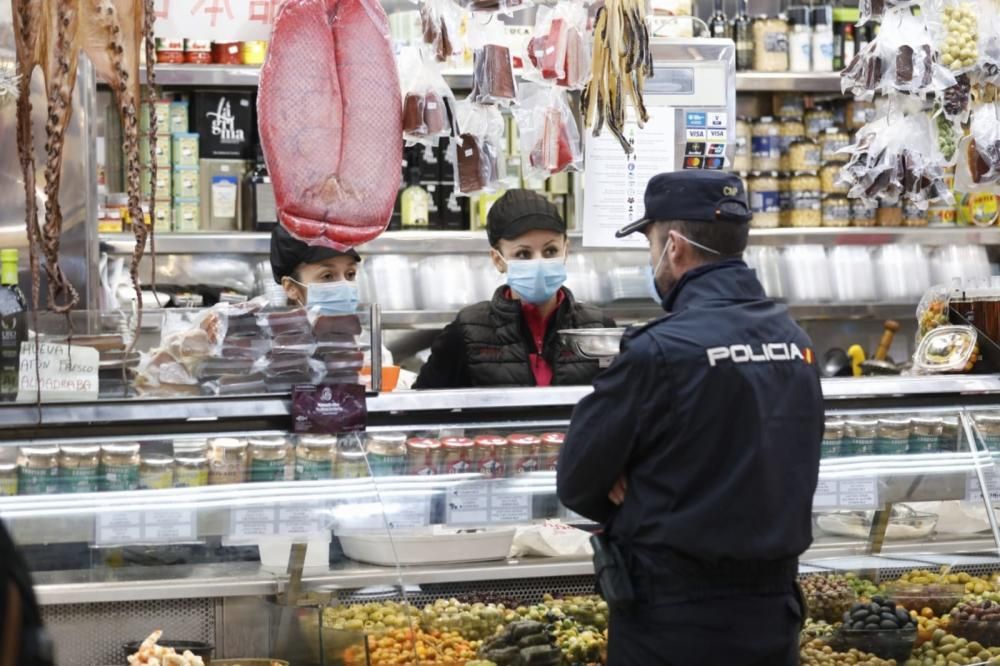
(582, 0, 653, 154)
(143, 0, 162, 313)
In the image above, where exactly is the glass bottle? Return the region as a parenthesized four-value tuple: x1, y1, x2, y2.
(811, 6, 834, 72)
(842, 23, 856, 66)
(400, 168, 431, 229)
(242, 145, 277, 232)
(0, 249, 26, 401)
(788, 6, 812, 72)
(732, 0, 754, 71)
(709, 0, 729, 39)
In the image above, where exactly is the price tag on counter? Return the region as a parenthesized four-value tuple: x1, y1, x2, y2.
(96, 509, 195, 546)
(278, 504, 325, 537)
(231, 503, 331, 539)
(446, 482, 490, 525)
(489, 491, 532, 524)
(813, 477, 879, 510)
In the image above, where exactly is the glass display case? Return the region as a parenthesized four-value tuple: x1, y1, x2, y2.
(8, 376, 1000, 664)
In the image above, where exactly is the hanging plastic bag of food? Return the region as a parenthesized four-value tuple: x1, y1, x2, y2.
(524, 2, 590, 90)
(398, 47, 459, 146)
(452, 100, 508, 195)
(838, 110, 954, 209)
(842, 7, 956, 100)
(973, 0, 1000, 84)
(955, 102, 1000, 191)
(420, 0, 465, 62)
(457, 0, 528, 15)
(470, 16, 518, 105)
(928, 0, 981, 75)
(858, 0, 919, 27)
(512, 84, 583, 181)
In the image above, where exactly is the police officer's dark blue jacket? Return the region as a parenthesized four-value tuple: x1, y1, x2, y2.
(557, 257, 824, 579)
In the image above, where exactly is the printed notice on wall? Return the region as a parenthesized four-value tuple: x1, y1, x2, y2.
(582, 107, 676, 248)
(153, 0, 277, 42)
(17, 342, 99, 402)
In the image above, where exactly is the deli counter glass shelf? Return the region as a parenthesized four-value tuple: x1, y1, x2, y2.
(8, 377, 1000, 663)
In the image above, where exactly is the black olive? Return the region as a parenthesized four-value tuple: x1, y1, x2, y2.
(895, 608, 911, 624)
(880, 619, 899, 629)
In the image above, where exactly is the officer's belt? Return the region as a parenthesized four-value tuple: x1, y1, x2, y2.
(632, 549, 799, 598)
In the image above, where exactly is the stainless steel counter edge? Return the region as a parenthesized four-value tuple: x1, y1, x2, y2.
(100, 227, 1000, 256)
(5, 376, 1000, 429)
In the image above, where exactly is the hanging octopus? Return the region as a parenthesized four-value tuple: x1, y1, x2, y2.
(11, 0, 155, 329)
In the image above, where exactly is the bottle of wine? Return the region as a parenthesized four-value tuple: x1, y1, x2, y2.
(709, 0, 729, 39)
(732, 0, 753, 71)
(0, 249, 26, 401)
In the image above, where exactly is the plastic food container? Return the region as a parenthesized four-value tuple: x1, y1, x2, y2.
(948, 614, 1000, 646)
(883, 582, 964, 616)
(338, 527, 517, 566)
(838, 627, 917, 661)
(914, 325, 977, 374)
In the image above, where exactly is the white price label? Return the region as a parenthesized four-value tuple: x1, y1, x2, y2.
(968, 468, 1000, 502)
(489, 492, 531, 524)
(813, 479, 839, 508)
(230, 507, 278, 539)
(813, 477, 879, 510)
(447, 483, 490, 525)
(96, 509, 195, 546)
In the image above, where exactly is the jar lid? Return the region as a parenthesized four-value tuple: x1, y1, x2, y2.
(248, 437, 288, 450)
(540, 433, 565, 445)
(300, 435, 336, 449)
(103, 442, 141, 455)
(210, 438, 245, 450)
(824, 126, 847, 135)
(155, 38, 184, 50)
(173, 438, 208, 454)
(877, 418, 912, 436)
(824, 419, 845, 437)
(141, 453, 175, 467)
(812, 5, 833, 26)
(175, 454, 207, 465)
(338, 448, 368, 460)
(758, 116, 775, 123)
(474, 436, 508, 447)
(184, 39, 212, 51)
(788, 6, 811, 26)
(61, 444, 101, 456)
(846, 418, 879, 427)
(368, 433, 407, 446)
(509, 433, 543, 445)
(442, 437, 474, 448)
(0, 463, 16, 472)
(407, 437, 441, 450)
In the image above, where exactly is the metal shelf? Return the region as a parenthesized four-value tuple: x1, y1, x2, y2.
(100, 227, 1000, 256)
(137, 64, 843, 93)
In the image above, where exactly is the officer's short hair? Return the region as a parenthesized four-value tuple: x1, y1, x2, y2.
(655, 219, 749, 260)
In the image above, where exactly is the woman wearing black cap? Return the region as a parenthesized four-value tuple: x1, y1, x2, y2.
(270, 226, 363, 313)
(414, 189, 615, 389)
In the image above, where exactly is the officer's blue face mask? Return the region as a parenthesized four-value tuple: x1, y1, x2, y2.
(292, 279, 360, 314)
(498, 254, 568, 305)
(645, 231, 722, 305)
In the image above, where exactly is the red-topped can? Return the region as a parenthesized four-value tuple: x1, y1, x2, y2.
(212, 41, 242, 65)
(507, 433, 541, 475)
(406, 437, 442, 476)
(184, 39, 212, 64)
(441, 437, 476, 474)
(155, 38, 184, 64)
(474, 435, 508, 479)
(539, 432, 565, 471)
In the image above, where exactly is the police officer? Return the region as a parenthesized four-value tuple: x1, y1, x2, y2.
(557, 171, 823, 666)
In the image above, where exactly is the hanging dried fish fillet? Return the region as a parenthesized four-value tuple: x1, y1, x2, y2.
(582, 0, 653, 154)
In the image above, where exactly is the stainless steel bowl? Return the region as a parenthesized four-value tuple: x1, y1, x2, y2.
(559, 328, 626, 359)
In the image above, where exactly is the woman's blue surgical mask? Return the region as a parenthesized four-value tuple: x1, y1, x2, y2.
(293, 279, 359, 314)
(499, 256, 567, 305)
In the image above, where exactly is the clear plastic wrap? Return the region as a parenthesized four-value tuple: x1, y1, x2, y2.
(955, 102, 1000, 191)
(420, 0, 464, 62)
(470, 19, 518, 105)
(977, 0, 1000, 84)
(837, 111, 955, 210)
(458, 0, 527, 14)
(512, 84, 583, 180)
(453, 101, 507, 195)
(842, 7, 956, 100)
(524, 3, 590, 90)
(858, 0, 919, 27)
(398, 48, 459, 146)
(928, 0, 981, 75)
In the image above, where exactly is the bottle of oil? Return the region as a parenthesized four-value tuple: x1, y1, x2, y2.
(400, 167, 431, 230)
(0, 249, 26, 401)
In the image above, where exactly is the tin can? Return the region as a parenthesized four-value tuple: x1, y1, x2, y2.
(60, 445, 101, 493)
(442, 437, 476, 474)
(406, 438, 442, 475)
(155, 38, 184, 64)
(184, 39, 212, 64)
(296, 436, 334, 480)
(249, 436, 289, 482)
(507, 433, 541, 474)
(366, 433, 407, 477)
(101, 443, 141, 491)
(213, 41, 243, 65)
(475, 436, 508, 479)
(539, 433, 565, 471)
(139, 453, 175, 490)
(208, 438, 247, 485)
(174, 454, 209, 488)
(241, 40, 268, 65)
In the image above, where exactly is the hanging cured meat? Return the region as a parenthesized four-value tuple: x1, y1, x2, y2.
(257, 0, 403, 251)
(12, 0, 154, 317)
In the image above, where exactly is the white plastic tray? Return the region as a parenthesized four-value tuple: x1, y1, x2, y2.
(337, 527, 516, 567)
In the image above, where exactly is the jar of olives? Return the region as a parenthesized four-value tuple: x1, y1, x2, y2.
(910, 417, 943, 453)
(174, 454, 208, 487)
(18, 446, 59, 495)
(296, 435, 335, 480)
(822, 195, 851, 227)
(60, 444, 101, 493)
(335, 438, 369, 478)
(474, 436, 508, 479)
(0, 463, 16, 496)
(139, 453, 175, 490)
(248, 437, 290, 483)
(820, 128, 851, 163)
(407, 437, 443, 475)
(787, 174, 822, 227)
(903, 201, 928, 227)
(539, 432, 565, 471)
(442, 437, 476, 474)
(844, 419, 878, 456)
(751, 16, 789, 73)
(778, 175, 792, 228)
(875, 418, 911, 455)
(822, 420, 845, 458)
(976, 414, 1000, 452)
(851, 199, 877, 227)
(733, 118, 752, 173)
(778, 118, 806, 169)
(366, 433, 408, 477)
(942, 416, 960, 452)
(749, 172, 781, 228)
(751, 117, 782, 172)
(786, 139, 821, 172)
(208, 438, 247, 485)
(805, 107, 835, 138)
(820, 163, 848, 194)
(507, 433, 541, 474)
(101, 443, 141, 491)
(846, 99, 875, 130)
(773, 93, 804, 119)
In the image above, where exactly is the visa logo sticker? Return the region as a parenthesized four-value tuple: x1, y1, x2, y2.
(686, 129, 707, 140)
(685, 112, 707, 128)
(708, 129, 727, 141)
(708, 112, 727, 127)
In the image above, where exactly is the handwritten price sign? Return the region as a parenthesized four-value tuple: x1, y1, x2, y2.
(154, 0, 278, 42)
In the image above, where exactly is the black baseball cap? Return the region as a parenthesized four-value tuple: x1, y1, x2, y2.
(270, 225, 361, 283)
(616, 171, 752, 238)
(487, 189, 566, 247)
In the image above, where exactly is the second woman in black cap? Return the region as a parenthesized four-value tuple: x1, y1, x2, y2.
(415, 190, 615, 389)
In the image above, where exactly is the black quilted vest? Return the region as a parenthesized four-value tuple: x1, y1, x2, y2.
(458, 287, 612, 387)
